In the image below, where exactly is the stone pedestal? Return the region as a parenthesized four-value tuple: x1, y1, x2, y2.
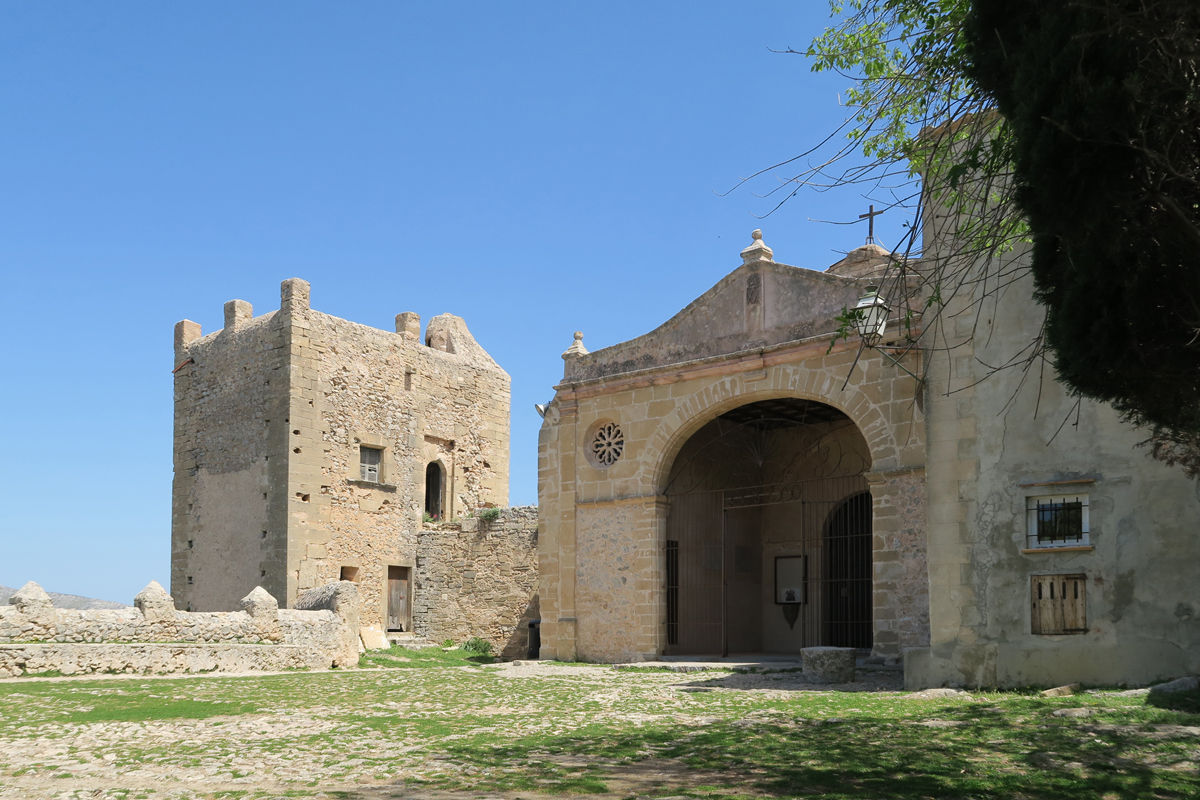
(801, 646, 856, 684)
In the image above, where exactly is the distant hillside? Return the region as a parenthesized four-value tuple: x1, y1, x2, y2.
(0, 584, 129, 610)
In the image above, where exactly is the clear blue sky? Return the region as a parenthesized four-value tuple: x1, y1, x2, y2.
(0, 2, 911, 603)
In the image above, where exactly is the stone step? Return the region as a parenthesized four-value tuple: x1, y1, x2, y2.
(386, 633, 436, 649)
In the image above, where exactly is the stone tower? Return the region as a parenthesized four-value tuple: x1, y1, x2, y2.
(170, 278, 510, 633)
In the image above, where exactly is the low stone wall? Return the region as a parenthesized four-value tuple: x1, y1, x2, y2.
(0, 580, 359, 678)
(414, 506, 539, 659)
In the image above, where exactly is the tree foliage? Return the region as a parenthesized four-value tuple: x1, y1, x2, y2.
(736, 0, 1200, 472)
(964, 0, 1200, 438)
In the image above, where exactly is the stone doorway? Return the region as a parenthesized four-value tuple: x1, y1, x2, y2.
(387, 566, 411, 633)
(662, 398, 873, 657)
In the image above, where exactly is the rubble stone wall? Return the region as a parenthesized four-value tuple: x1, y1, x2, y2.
(0, 581, 359, 678)
(413, 507, 539, 659)
(173, 279, 512, 633)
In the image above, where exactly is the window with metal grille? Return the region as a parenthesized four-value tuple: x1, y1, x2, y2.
(1031, 573, 1088, 634)
(359, 446, 382, 483)
(1026, 493, 1089, 548)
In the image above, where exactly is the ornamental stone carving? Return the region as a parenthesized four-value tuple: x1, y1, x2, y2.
(590, 421, 624, 467)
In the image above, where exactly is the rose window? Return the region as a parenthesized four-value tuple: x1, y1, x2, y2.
(591, 422, 625, 467)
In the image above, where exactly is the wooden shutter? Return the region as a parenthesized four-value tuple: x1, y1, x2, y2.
(1031, 573, 1088, 635)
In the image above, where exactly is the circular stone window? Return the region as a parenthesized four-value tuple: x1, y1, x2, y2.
(589, 421, 625, 468)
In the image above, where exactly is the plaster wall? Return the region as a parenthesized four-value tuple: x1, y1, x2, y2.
(909, 244, 1200, 688)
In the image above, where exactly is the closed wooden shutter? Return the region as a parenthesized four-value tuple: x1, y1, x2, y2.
(360, 446, 381, 482)
(1031, 573, 1088, 635)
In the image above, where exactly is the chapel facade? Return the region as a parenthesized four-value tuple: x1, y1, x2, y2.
(170, 278, 517, 642)
(537, 228, 1200, 689)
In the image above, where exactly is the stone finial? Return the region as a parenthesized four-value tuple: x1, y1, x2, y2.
(395, 311, 421, 340)
(240, 586, 279, 620)
(10, 581, 53, 613)
(134, 581, 176, 621)
(223, 299, 253, 332)
(561, 331, 589, 360)
(280, 278, 311, 312)
(741, 229, 774, 264)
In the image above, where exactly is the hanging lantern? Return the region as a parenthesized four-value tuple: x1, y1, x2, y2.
(853, 286, 889, 346)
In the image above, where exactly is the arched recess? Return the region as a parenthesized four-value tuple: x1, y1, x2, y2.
(660, 396, 875, 656)
(651, 385, 893, 498)
(424, 461, 445, 521)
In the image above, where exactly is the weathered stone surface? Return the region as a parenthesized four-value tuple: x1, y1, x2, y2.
(134, 581, 175, 621)
(801, 647, 857, 684)
(1041, 684, 1081, 698)
(1150, 676, 1199, 695)
(171, 278, 513, 640)
(538, 231, 928, 664)
(0, 580, 356, 678)
(240, 586, 279, 619)
(414, 507, 539, 659)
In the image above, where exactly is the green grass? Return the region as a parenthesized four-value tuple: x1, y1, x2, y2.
(1, 665, 1198, 799)
(357, 643, 496, 669)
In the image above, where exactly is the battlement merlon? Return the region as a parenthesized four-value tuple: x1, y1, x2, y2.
(174, 320, 202, 361)
(172, 277, 506, 375)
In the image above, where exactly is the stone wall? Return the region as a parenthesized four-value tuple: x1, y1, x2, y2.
(172, 279, 512, 632)
(0, 580, 359, 678)
(413, 507, 539, 659)
(866, 467, 930, 654)
(538, 234, 926, 662)
(171, 307, 290, 611)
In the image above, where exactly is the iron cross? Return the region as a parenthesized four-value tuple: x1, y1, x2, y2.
(859, 204, 884, 243)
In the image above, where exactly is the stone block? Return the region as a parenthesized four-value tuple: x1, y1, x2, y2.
(801, 646, 856, 684)
(134, 581, 176, 622)
(1149, 676, 1198, 695)
(240, 586, 279, 620)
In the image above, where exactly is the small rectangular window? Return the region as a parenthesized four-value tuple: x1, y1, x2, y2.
(360, 446, 382, 482)
(1031, 573, 1087, 634)
(1026, 493, 1089, 548)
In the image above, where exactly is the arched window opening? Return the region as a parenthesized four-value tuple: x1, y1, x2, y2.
(424, 462, 443, 520)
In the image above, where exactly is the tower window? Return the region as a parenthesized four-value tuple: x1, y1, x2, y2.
(425, 461, 443, 520)
(360, 446, 382, 483)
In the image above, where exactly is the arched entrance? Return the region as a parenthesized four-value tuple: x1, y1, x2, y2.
(663, 397, 873, 656)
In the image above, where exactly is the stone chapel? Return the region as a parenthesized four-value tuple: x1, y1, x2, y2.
(537, 225, 1200, 689)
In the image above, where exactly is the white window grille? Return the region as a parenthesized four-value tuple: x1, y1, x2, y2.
(360, 446, 381, 482)
(1026, 493, 1089, 548)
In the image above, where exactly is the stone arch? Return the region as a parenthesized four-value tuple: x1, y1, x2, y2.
(424, 459, 447, 520)
(650, 379, 895, 497)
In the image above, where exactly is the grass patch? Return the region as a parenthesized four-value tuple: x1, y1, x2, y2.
(358, 644, 496, 669)
(2, 663, 1198, 798)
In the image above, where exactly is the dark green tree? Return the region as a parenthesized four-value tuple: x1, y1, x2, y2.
(735, 0, 1200, 474)
(964, 0, 1200, 455)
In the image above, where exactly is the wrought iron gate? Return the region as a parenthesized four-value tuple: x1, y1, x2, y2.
(664, 475, 872, 655)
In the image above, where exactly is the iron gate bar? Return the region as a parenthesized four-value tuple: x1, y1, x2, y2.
(664, 475, 872, 656)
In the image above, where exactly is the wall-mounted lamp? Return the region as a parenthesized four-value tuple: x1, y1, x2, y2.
(852, 286, 889, 346)
(852, 286, 921, 383)
(534, 403, 549, 419)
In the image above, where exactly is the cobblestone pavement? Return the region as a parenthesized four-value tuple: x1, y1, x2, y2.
(1, 651, 1196, 800)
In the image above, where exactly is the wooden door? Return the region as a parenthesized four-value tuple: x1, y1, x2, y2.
(388, 566, 410, 632)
